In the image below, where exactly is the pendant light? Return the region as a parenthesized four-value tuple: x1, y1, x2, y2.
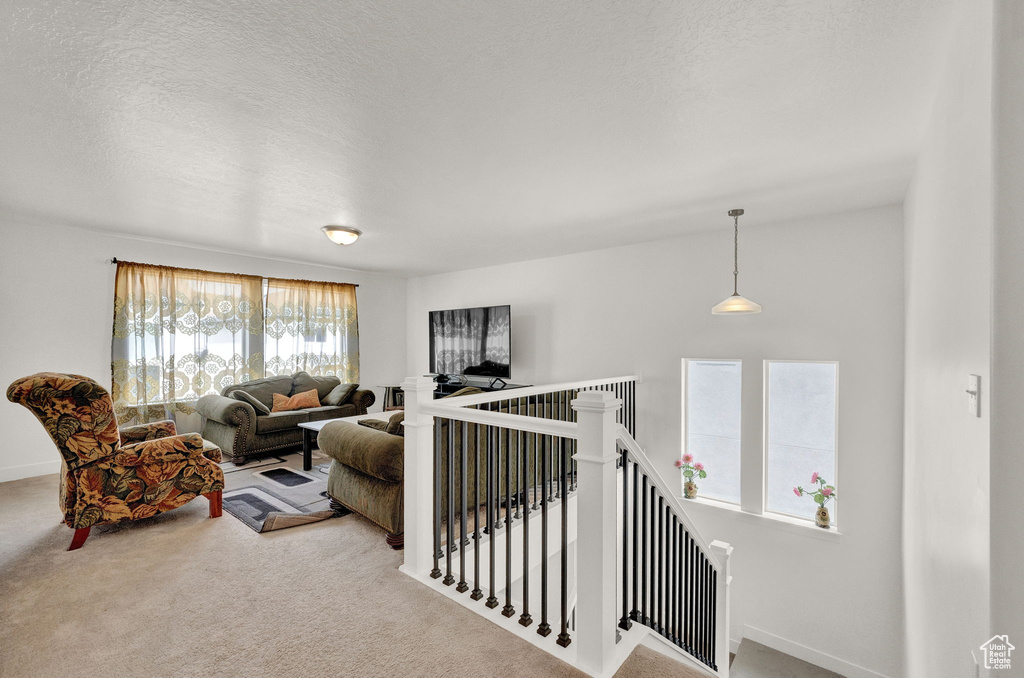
(711, 208, 762, 315)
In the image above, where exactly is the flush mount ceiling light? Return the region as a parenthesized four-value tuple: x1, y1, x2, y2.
(321, 225, 361, 245)
(712, 208, 762, 315)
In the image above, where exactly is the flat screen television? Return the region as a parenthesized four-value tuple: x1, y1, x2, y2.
(429, 304, 511, 380)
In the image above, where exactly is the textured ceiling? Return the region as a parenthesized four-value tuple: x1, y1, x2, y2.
(0, 1, 957, 276)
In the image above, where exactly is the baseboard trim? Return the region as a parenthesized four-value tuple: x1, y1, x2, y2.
(743, 626, 892, 678)
(0, 460, 60, 483)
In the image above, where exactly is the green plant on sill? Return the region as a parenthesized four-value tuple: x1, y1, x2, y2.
(793, 472, 836, 507)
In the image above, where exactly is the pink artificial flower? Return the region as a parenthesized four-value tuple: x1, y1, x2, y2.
(682, 453, 693, 464)
(694, 462, 704, 471)
(810, 472, 819, 484)
(793, 487, 802, 497)
(822, 487, 833, 497)
(674, 459, 684, 468)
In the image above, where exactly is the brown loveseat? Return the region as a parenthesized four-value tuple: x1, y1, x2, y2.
(317, 389, 539, 550)
(196, 371, 375, 464)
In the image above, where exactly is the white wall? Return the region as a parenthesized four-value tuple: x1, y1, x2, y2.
(0, 213, 407, 481)
(992, 0, 1024, 665)
(407, 205, 906, 677)
(901, 2, 994, 676)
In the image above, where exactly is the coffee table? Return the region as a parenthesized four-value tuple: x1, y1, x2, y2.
(298, 412, 384, 470)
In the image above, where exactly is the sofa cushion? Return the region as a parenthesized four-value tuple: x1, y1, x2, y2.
(323, 383, 358, 406)
(358, 418, 389, 432)
(223, 375, 293, 409)
(318, 422, 403, 483)
(255, 410, 311, 434)
(272, 389, 320, 412)
(386, 411, 405, 436)
(232, 390, 271, 414)
(291, 371, 341, 401)
(304, 404, 358, 422)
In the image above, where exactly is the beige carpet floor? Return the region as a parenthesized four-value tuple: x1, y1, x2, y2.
(0, 460, 704, 678)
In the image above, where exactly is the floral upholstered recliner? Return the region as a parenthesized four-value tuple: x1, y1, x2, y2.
(7, 373, 225, 550)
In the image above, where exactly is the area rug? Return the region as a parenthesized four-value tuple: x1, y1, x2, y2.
(220, 451, 343, 533)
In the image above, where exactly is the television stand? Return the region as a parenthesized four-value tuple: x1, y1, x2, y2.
(488, 377, 508, 389)
(432, 381, 530, 398)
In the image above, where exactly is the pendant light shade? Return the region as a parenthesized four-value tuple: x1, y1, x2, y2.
(711, 293, 762, 314)
(712, 208, 761, 315)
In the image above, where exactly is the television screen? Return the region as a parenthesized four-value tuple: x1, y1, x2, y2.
(429, 305, 511, 379)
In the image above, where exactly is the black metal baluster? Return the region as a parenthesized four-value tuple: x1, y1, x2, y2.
(696, 553, 704, 663)
(538, 435, 551, 637)
(546, 398, 554, 502)
(519, 427, 532, 628)
(656, 494, 663, 633)
(706, 556, 713, 666)
(665, 511, 672, 641)
(514, 402, 523, 520)
(486, 426, 498, 609)
(683, 531, 690, 651)
(556, 438, 571, 647)
(471, 423, 483, 601)
(679, 523, 685, 649)
(630, 462, 639, 623)
(503, 428, 515, 618)
(532, 429, 540, 510)
(667, 518, 675, 647)
(619, 449, 631, 631)
(641, 475, 648, 625)
(687, 533, 694, 655)
(711, 565, 718, 670)
(443, 419, 456, 586)
(430, 418, 442, 579)
(457, 421, 469, 592)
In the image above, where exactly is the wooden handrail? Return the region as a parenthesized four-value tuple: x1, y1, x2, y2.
(615, 425, 721, 571)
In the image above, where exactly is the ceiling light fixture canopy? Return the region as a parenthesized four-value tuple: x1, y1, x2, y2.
(712, 208, 762, 315)
(321, 225, 361, 245)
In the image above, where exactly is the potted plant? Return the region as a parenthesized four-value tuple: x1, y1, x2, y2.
(675, 453, 707, 499)
(793, 472, 837, 528)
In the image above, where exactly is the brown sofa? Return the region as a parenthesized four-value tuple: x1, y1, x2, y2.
(196, 371, 375, 464)
(317, 390, 537, 550)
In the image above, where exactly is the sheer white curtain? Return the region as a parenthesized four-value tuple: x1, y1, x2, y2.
(263, 278, 359, 381)
(111, 262, 265, 425)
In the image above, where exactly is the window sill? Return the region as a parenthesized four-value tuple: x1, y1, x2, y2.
(680, 496, 841, 543)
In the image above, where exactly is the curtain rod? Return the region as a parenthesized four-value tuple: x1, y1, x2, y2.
(109, 258, 358, 287)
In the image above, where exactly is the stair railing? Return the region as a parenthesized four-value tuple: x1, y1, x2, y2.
(400, 375, 730, 677)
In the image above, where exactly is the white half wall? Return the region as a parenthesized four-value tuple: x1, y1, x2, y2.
(0, 213, 407, 482)
(407, 205, 906, 677)
(901, 2, 994, 676)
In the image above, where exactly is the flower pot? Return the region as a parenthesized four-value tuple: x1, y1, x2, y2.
(815, 505, 830, 529)
(684, 481, 698, 499)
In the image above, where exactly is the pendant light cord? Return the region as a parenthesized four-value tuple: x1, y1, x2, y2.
(733, 214, 739, 295)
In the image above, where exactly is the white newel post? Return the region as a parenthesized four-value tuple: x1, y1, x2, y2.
(572, 390, 621, 676)
(710, 540, 733, 678)
(401, 376, 437, 577)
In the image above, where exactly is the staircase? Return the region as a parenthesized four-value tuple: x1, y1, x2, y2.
(398, 375, 733, 678)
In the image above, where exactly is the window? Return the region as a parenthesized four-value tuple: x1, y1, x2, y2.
(765, 361, 838, 523)
(111, 261, 359, 425)
(680, 358, 839, 529)
(682, 360, 742, 503)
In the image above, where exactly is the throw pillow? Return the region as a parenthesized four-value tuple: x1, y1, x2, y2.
(323, 383, 358, 406)
(358, 418, 389, 432)
(232, 390, 271, 414)
(385, 411, 405, 436)
(271, 388, 320, 412)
